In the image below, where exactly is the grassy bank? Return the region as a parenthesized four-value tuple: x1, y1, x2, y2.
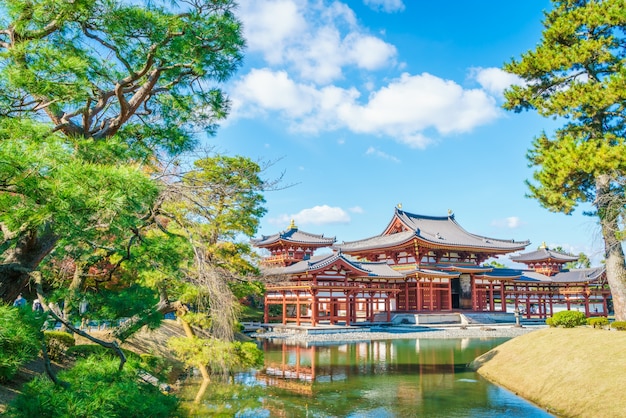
(472, 327, 626, 418)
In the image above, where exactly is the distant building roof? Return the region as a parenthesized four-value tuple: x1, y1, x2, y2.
(510, 246, 579, 264)
(475, 266, 605, 284)
(252, 220, 336, 248)
(335, 207, 529, 253)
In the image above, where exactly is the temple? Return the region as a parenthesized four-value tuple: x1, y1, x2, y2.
(254, 207, 610, 326)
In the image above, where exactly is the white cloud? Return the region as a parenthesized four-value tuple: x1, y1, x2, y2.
(365, 146, 400, 163)
(237, 0, 397, 84)
(231, 2, 504, 149)
(270, 205, 351, 226)
(470, 67, 524, 97)
(491, 216, 523, 229)
(364, 0, 405, 13)
(231, 69, 501, 148)
(237, 0, 307, 64)
(349, 206, 364, 214)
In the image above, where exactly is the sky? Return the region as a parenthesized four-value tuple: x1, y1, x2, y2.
(209, 0, 605, 267)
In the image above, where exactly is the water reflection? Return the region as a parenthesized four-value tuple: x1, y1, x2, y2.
(182, 338, 552, 417)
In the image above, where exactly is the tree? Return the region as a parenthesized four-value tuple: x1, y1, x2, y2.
(0, 0, 245, 301)
(565, 252, 592, 270)
(503, 0, 626, 320)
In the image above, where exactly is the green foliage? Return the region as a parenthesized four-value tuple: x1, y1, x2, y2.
(67, 344, 141, 363)
(168, 336, 263, 375)
(565, 252, 592, 269)
(0, 304, 43, 382)
(503, 0, 626, 320)
(586, 317, 609, 329)
(610, 321, 626, 331)
(0, 0, 244, 150)
(548, 311, 588, 328)
(9, 355, 179, 418)
(44, 330, 75, 362)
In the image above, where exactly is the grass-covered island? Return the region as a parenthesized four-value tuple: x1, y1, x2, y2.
(472, 327, 626, 418)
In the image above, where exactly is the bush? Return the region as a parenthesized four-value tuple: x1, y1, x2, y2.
(0, 304, 42, 382)
(611, 321, 626, 331)
(548, 310, 587, 328)
(44, 331, 75, 361)
(67, 344, 142, 362)
(9, 355, 179, 418)
(586, 317, 609, 329)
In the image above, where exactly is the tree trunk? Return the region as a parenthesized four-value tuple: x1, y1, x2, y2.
(0, 225, 58, 302)
(597, 176, 626, 321)
(61, 263, 86, 331)
(179, 314, 211, 382)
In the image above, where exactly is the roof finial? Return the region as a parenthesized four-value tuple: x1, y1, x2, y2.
(448, 209, 453, 216)
(288, 219, 297, 230)
(540, 241, 548, 249)
(397, 203, 402, 209)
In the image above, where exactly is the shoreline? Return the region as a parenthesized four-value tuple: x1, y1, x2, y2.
(253, 324, 544, 344)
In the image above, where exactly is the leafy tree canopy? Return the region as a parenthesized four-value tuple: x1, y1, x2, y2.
(503, 0, 626, 319)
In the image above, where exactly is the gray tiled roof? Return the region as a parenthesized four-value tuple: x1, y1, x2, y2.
(269, 253, 403, 278)
(510, 248, 579, 263)
(478, 267, 605, 284)
(252, 228, 336, 247)
(335, 208, 529, 252)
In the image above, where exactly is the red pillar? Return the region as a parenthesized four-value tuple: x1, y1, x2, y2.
(500, 281, 506, 312)
(282, 291, 287, 325)
(296, 292, 301, 325)
(311, 290, 318, 327)
(264, 295, 269, 323)
(429, 279, 434, 311)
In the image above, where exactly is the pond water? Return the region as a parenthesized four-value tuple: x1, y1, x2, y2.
(180, 338, 553, 417)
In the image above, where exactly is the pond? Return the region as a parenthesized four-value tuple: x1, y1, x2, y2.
(180, 338, 553, 417)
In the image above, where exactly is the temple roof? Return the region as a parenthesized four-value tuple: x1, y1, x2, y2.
(252, 221, 336, 248)
(334, 207, 529, 253)
(510, 247, 579, 264)
(270, 253, 404, 278)
(475, 266, 605, 284)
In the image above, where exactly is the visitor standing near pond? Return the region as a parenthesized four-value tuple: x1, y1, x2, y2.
(32, 299, 43, 312)
(12, 293, 26, 308)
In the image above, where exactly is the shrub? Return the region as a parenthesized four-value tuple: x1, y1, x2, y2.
(586, 317, 609, 329)
(9, 355, 179, 418)
(0, 304, 42, 382)
(548, 310, 587, 328)
(67, 344, 142, 362)
(611, 321, 626, 331)
(44, 331, 75, 361)
(545, 317, 554, 327)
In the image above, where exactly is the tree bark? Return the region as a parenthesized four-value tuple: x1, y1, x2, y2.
(0, 225, 58, 302)
(596, 176, 626, 321)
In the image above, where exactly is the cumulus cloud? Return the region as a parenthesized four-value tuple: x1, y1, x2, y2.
(232, 70, 501, 147)
(269, 205, 351, 226)
(237, 0, 397, 84)
(491, 216, 523, 229)
(470, 67, 524, 97)
(364, 0, 405, 13)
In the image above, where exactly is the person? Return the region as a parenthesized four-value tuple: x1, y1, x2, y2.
(32, 299, 43, 312)
(12, 293, 26, 308)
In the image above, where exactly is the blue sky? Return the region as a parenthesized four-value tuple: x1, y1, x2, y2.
(210, 0, 604, 266)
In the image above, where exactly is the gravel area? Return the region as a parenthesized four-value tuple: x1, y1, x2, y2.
(255, 324, 545, 344)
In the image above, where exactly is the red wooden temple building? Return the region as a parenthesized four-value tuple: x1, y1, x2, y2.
(253, 207, 610, 326)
